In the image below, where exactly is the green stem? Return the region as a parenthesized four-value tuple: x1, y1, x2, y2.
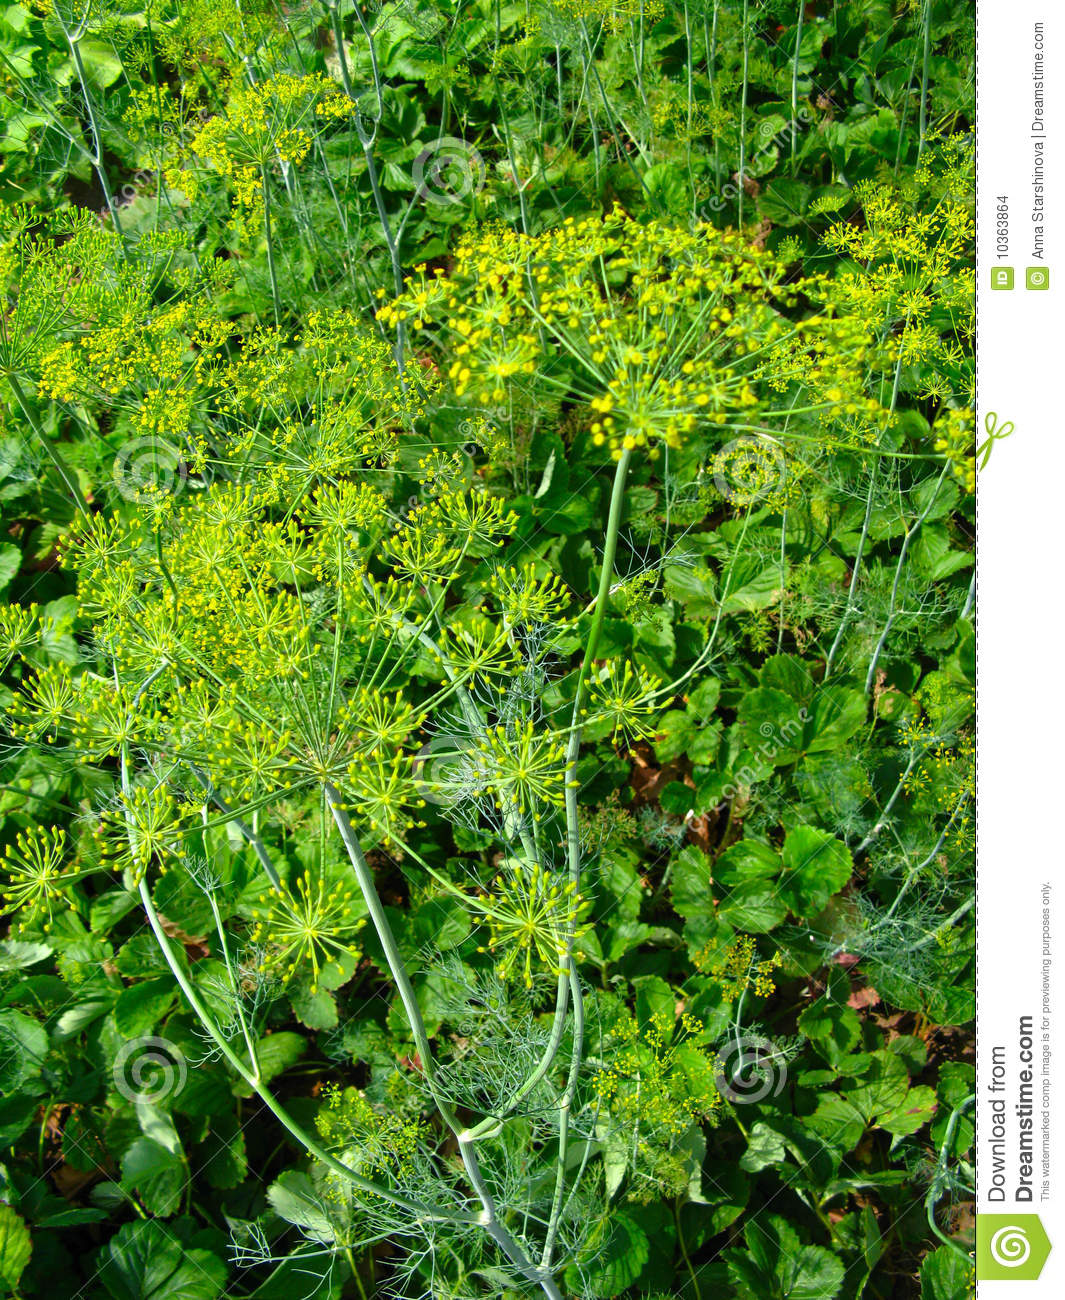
(918, 0, 932, 158)
(925, 1095, 975, 1258)
(260, 169, 282, 329)
(864, 462, 950, 693)
(6, 373, 89, 517)
(676, 1198, 703, 1300)
(136, 874, 465, 1223)
(738, 0, 750, 227)
(324, 785, 560, 1300)
(790, 1, 804, 176)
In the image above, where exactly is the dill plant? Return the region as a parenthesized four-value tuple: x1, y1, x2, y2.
(0, 192, 904, 1293)
(0, 4, 978, 1291)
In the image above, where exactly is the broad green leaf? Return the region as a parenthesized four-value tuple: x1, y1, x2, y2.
(0, 1204, 31, 1292)
(736, 687, 804, 764)
(780, 1244, 845, 1299)
(807, 1094, 868, 1151)
(803, 685, 867, 753)
(845, 1051, 911, 1124)
(78, 39, 125, 89)
(920, 1244, 972, 1300)
(739, 1122, 787, 1173)
(114, 978, 177, 1039)
(0, 940, 51, 971)
(0, 1008, 48, 1094)
(670, 846, 712, 919)
(718, 879, 788, 933)
(880, 1084, 938, 1137)
(289, 983, 339, 1031)
(0, 544, 20, 594)
(653, 708, 693, 763)
(780, 827, 853, 917)
(199, 1111, 248, 1190)
(233, 1032, 306, 1096)
(759, 654, 816, 703)
(120, 1137, 185, 1216)
(267, 1172, 334, 1239)
(798, 999, 862, 1064)
(98, 1221, 226, 1300)
(714, 839, 780, 887)
(566, 1212, 649, 1298)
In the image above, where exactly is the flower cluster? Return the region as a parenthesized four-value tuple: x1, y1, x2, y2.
(694, 934, 783, 1001)
(249, 872, 365, 993)
(0, 827, 77, 932)
(472, 854, 590, 987)
(176, 74, 350, 210)
(316, 1084, 427, 1179)
(593, 1009, 723, 1199)
(934, 406, 976, 494)
(378, 212, 881, 468)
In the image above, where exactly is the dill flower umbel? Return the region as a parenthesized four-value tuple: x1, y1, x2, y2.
(0, 827, 81, 932)
(316, 1084, 426, 1179)
(694, 935, 783, 1001)
(587, 660, 662, 744)
(249, 871, 366, 993)
(179, 74, 349, 209)
(471, 854, 590, 987)
(594, 1009, 723, 1199)
(378, 209, 886, 477)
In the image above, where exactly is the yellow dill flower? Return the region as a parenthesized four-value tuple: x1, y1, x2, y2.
(694, 935, 783, 1001)
(472, 855, 589, 987)
(0, 827, 86, 933)
(586, 661, 661, 744)
(249, 872, 365, 994)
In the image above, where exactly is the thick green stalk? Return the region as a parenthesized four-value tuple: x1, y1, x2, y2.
(335, 1, 408, 377)
(790, 2, 804, 176)
(136, 875, 467, 1224)
(565, 446, 634, 790)
(918, 0, 932, 157)
(59, 23, 129, 252)
(261, 168, 282, 329)
(826, 339, 906, 678)
(6, 373, 90, 518)
(324, 785, 561, 1300)
(738, 0, 750, 227)
(925, 1095, 975, 1256)
(540, 447, 633, 1267)
(864, 462, 950, 693)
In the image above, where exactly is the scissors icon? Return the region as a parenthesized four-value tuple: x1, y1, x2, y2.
(975, 411, 1014, 470)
